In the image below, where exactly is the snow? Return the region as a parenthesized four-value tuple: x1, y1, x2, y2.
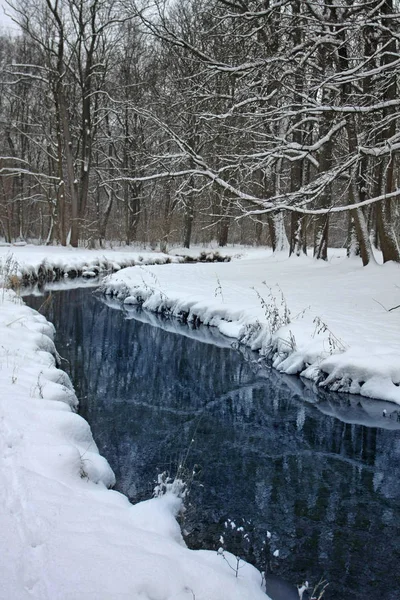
(0, 288, 267, 599)
(101, 249, 400, 405)
(1, 241, 400, 598)
(0, 244, 184, 284)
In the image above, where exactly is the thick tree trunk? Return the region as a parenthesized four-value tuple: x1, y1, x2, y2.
(350, 208, 373, 266)
(346, 114, 375, 266)
(126, 194, 141, 245)
(160, 213, 172, 253)
(314, 216, 329, 260)
(218, 220, 229, 247)
(269, 212, 288, 252)
(376, 0, 400, 262)
(346, 215, 360, 258)
(376, 198, 400, 262)
(290, 213, 307, 256)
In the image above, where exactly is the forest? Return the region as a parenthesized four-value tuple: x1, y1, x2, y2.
(0, 0, 399, 265)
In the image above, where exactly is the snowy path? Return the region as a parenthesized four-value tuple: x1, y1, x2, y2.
(0, 289, 268, 600)
(101, 250, 400, 404)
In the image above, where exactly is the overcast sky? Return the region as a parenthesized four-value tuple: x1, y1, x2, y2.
(0, 1, 19, 34)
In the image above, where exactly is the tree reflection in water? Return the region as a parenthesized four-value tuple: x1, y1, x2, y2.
(25, 286, 400, 600)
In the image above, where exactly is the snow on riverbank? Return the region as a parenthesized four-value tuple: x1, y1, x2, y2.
(101, 250, 400, 405)
(0, 242, 241, 286)
(0, 244, 184, 284)
(0, 289, 267, 599)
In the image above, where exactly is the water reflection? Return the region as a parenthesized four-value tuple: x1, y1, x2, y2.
(24, 287, 400, 600)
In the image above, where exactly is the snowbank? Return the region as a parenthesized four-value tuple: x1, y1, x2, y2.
(0, 243, 240, 287)
(100, 251, 400, 405)
(0, 244, 184, 285)
(0, 289, 267, 599)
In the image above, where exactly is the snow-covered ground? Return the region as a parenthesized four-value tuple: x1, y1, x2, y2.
(101, 249, 400, 405)
(0, 242, 243, 284)
(0, 288, 267, 600)
(0, 244, 186, 284)
(1, 242, 399, 599)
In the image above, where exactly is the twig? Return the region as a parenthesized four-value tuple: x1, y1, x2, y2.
(389, 304, 400, 312)
(373, 298, 400, 312)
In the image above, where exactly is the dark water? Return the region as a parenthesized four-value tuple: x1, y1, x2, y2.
(24, 285, 400, 599)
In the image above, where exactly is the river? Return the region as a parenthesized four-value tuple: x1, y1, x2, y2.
(24, 283, 400, 599)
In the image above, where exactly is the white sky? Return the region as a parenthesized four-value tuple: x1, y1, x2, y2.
(0, 0, 19, 34)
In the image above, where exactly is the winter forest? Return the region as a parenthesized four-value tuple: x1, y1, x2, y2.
(1, 0, 400, 265)
(2, 4, 400, 599)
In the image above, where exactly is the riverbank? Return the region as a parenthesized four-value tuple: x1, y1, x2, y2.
(0, 288, 267, 599)
(100, 249, 400, 405)
(0, 243, 238, 286)
(0, 244, 182, 284)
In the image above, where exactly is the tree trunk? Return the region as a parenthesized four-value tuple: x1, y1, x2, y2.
(60, 90, 79, 247)
(99, 190, 113, 246)
(345, 104, 375, 264)
(375, 0, 400, 262)
(218, 221, 229, 247)
(54, 95, 67, 246)
(183, 203, 194, 248)
(217, 188, 231, 247)
(255, 217, 263, 246)
(314, 215, 329, 260)
(269, 212, 288, 252)
(346, 214, 360, 258)
(313, 115, 332, 261)
(376, 198, 400, 262)
(290, 213, 307, 257)
(289, 1, 306, 257)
